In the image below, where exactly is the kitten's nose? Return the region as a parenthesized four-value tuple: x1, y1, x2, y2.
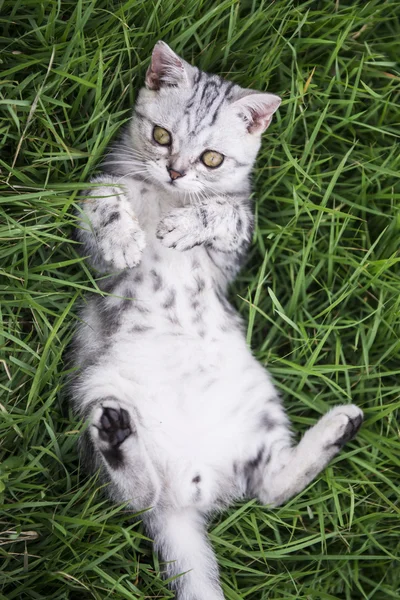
(167, 166, 185, 181)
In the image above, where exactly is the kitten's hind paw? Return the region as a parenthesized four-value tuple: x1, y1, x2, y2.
(91, 399, 135, 468)
(98, 405, 132, 447)
(320, 404, 363, 450)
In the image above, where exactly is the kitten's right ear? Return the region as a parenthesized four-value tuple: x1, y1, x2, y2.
(146, 41, 190, 90)
(232, 92, 281, 134)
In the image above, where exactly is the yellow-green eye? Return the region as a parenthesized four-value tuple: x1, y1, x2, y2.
(153, 126, 171, 146)
(200, 150, 224, 168)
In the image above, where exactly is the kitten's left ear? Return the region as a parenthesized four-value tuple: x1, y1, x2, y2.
(232, 92, 281, 134)
(146, 41, 191, 90)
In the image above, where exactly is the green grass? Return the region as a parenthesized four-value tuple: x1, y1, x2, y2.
(1, 0, 400, 598)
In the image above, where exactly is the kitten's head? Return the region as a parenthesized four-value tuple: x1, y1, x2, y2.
(129, 41, 281, 196)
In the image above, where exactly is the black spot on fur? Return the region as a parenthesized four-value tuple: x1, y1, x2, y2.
(246, 447, 265, 471)
(304, 467, 318, 479)
(267, 396, 281, 405)
(167, 314, 181, 326)
(192, 310, 204, 325)
(243, 446, 266, 496)
(150, 269, 163, 292)
(120, 287, 135, 311)
(95, 283, 137, 336)
(103, 211, 120, 227)
(191, 275, 205, 295)
(99, 270, 129, 294)
(102, 447, 124, 469)
(96, 299, 121, 336)
(133, 302, 150, 314)
(162, 289, 176, 309)
(260, 413, 277, 432)
(133, 271, 144, 283)
(192, 475, 201, 484)
(130, 324, 152, 334)
(199, 207, 208, 228)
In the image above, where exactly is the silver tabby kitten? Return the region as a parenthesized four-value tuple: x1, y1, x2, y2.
(71, 41, 363, 600)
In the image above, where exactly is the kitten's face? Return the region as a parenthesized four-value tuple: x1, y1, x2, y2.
(128, 42, 281, 197)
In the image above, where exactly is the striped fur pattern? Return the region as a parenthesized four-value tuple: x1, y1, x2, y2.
(71, 42, 363, 599)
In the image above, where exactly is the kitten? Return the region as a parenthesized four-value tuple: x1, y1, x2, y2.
(71, 41, 363, 600)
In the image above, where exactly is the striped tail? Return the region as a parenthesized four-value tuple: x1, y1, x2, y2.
(145, 507, 225, 600)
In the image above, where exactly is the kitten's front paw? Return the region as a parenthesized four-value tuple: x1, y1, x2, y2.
(156, 208, 204, 251)
(100, 218, 146, 269)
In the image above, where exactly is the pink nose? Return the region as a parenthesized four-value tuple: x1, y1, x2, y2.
(167, 167, 185, 181)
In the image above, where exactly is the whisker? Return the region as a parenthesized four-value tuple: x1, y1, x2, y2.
(115, 170, 149, 182)
(102, 161, 144, 168)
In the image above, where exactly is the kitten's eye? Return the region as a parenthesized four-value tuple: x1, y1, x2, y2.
(153, 126, 171, 146)
(200, 150, 224, 168)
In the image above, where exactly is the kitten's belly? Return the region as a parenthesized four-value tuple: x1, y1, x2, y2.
(86, 241, 279, 504)
(114, 326, 274, 462)
(111, 326, 276, 507)
(100, 242, 275, 460)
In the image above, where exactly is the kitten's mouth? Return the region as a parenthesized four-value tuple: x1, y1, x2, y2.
(160, 178, 182, 192)
(166, 174, 184, 190)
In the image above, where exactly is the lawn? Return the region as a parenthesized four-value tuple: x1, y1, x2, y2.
(1, 0, 400, 598)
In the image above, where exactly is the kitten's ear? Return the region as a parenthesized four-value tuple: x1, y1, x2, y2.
(232, 92, 281, 134)
(146, 41, 190, 90)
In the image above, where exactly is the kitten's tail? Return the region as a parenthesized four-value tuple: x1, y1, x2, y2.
(145, 508, 224, 600)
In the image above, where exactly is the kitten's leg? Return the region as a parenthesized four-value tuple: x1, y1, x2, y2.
(87, 396, 160, 508)
(75, 175, 146, 272)
(250, 404, 363, 507)
(87, 399, 224, 599)
(144, 508, 225, 600)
